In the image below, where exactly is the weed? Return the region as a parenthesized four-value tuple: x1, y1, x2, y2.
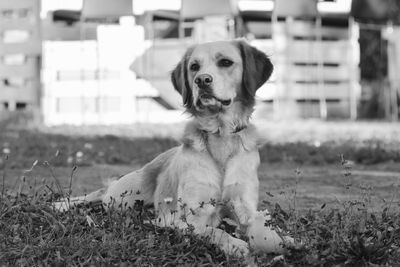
(259, 156, 400, 266)
(1, 130, 400, 266)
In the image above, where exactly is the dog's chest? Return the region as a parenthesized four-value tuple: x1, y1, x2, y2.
(206, 135, 240, 168)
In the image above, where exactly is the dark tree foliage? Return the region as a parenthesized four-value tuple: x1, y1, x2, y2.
(359, 29, 388, 80)
(353, 0, 400, 80)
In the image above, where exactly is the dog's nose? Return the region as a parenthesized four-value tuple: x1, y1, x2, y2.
(194, 74, 213, 88)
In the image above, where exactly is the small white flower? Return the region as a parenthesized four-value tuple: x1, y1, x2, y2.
(314, 141, 321, 147)
(84, 143, 93, 149)
(86, 215, 97, 227)
(76, 151, 83, 158)
(67, 156, 74, 164)
(2, 147, 10, 154)
(164, 197, 173, 204)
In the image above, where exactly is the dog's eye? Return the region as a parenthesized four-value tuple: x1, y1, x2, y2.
(190, 63, 200, 72)
(218, 59, 233, 67)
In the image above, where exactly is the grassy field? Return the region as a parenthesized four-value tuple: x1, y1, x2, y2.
(1, 121, 400, 266)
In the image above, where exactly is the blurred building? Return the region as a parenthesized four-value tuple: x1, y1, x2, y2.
(1, 0, 399, 125)
(0, 0, 41, 121)
(41, 0, 183, 125)
(132, 0, 360, 120)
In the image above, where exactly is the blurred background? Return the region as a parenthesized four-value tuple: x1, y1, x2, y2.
(3, 3, 400, 265)
(1, 0, 400, 214)
(0, 0, 400, 126)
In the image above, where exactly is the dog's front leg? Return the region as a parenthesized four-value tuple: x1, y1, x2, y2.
(224, 151, 292, 253)
(223, 150, 260, 225)
(155, 149, 249, 257)
(177, 179, 250, 257)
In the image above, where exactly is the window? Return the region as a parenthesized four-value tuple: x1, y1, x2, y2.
(16, 102, 27, 110)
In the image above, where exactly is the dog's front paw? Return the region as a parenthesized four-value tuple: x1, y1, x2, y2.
(247, 211, 289, 253)
(223, 236, 249, 257)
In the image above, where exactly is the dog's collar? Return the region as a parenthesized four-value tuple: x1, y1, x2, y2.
(200, 125, 247, 135)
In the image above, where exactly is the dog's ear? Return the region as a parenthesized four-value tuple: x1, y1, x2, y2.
(171, 47, 194, 110)
(236, 40, 273, 102)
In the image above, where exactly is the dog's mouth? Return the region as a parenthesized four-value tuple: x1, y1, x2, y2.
(196, 94, 232, 110)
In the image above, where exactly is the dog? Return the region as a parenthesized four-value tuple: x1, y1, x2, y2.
(55, 40, 290, 257)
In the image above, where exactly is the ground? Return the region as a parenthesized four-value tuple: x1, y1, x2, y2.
(4, 162, 400, 212)
(1, 120, 400, 266)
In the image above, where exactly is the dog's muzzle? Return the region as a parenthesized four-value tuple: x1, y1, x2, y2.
(196, 94, 232, 110)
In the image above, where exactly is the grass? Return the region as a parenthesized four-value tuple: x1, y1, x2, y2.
(1, 126, 400, 266)
(268, 201, 400, 266)
(2, 193, 398, 266)
(0, 193, 246, 266)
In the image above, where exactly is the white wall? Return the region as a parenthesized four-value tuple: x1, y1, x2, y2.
(41, 24, 185, 125)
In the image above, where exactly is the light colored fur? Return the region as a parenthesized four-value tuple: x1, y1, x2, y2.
(55, 40, 291, 257)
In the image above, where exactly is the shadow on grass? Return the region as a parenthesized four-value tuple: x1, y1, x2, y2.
(1, 130, 400, 170)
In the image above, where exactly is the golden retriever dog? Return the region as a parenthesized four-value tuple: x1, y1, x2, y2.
(55, 40, 290, 257)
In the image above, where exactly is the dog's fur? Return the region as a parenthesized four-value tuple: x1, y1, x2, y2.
(55, 40, 288, 256)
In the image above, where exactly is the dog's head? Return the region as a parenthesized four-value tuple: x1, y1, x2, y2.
(171, 40, 273, 115)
